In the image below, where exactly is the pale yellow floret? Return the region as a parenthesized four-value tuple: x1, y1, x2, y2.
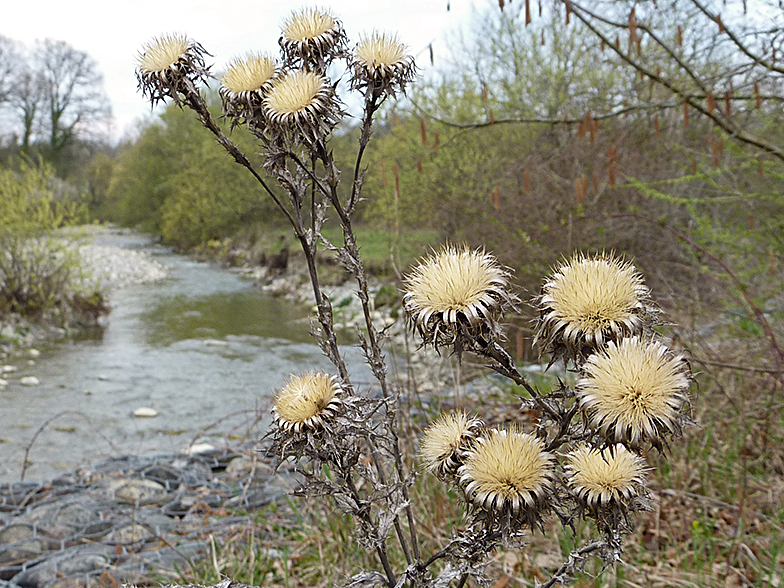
(274, 372, 339, 427)
(355, 33, 406, 68)
(222, 54, 276, 94)
(567, 445, 646, 506)
(420, 411, 482, 476)
(406, 246, 506, 314)
(577, 337, 690, 445)
(459, 428, 551, 512)
(545, 256, 644, 333)
(139, 34, 190, 74)
(265, 70, 324, 116)
(283, 8, 337, 43)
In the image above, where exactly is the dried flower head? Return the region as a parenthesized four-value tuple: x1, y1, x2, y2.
(566, 445, 648, 508)
(535, 253, 657, 365)
(263, 69, 339, 140)
(220, 53, 277, 120)
(350, 32, 416, 96)
(577, 337, 691, 449)
(403, 245, 516, 354)
(137, 33, 210, 105)
(420, 411, 484, 480)
(458, 427, 553, 527)
(280, 7, 347, 66)
(273, 372, 344, 433)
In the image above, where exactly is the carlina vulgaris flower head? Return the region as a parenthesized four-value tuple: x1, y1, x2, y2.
(279, 7, 347, 69)
(263, 69, 341, 143)
(458, 426, 554, 530)
(534, 252, 658, 366)
(576, 336, 692, 450)
(350, 32, 417, 98)
(273, 372, 344, 434)
(136, 33, 211, 106)
(403, 244, 517, 356)
(565, 444, 649, 510)
(420, 411, 485, 480)
(220, 53, 278, 122)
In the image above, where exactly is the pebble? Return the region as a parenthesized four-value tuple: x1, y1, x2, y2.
(0, 378, 7, 387)
(132, 407, 158, 418)
(20, 376, 40, 386)
(185, 443, 216, 455)
(28, 349, 41, 358)
(1, 366, 17, 373)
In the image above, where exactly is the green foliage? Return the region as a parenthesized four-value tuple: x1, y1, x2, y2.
(103, 97, 279, 249)
(0, 160, 101, 320)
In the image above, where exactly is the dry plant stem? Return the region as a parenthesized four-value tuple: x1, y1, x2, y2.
(181, 86, 294, 228)
(179, 84, 352, 384)
(313, 106, 423, 562)
(345, 473, 397, 588)
(538, 540, 606, 588)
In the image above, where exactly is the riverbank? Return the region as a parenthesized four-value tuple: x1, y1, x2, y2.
(0, 228, 168, 362)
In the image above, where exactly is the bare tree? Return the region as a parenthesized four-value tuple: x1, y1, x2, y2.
(34, 39, 111, 161)
(0, 38, 110, 165)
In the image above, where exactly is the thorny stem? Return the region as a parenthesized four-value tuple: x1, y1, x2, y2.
(345, 473, 397, 588)
(180, 85, 296, 229)
(366, 439, 413, 565)
(312, 116, 423, 563)
(348, 91, 380, 214)
(179, 84, 353, 386)
(538, 540, 606, 588)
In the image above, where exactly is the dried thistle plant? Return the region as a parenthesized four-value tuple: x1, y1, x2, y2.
(534, 253, 658, 366)
(136, 10, 694, 588)
(403, 245, 517, 356)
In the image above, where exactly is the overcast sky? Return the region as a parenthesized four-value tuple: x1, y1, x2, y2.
(4, 0, 479, 143)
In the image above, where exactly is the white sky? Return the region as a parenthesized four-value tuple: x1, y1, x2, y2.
(3, 0, 478, 143)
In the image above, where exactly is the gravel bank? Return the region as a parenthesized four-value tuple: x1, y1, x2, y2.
(78, 240, 168, 291)
(0, 228, 168, 359)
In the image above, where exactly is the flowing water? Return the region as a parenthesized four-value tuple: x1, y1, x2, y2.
(0, 230, 370, 483)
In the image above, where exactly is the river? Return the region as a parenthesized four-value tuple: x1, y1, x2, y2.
(0, 230, 371, 483)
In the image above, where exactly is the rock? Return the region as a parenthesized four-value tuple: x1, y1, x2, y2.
(1, 366, 17, 374)
(19, 377, 39, 386)
(111, 523, 152, 543)
(104, 479, 165, 505)
(0, 525, 35, 544)
(184, 443, 215, 455)
(132, 407, 158, 418)
(0, 379, 7, 387)
(27, 350, 40, 358)
(202, 339, 228, 346)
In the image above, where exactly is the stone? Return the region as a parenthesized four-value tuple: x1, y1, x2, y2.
(1, 366, 17, 374)
(184, 443, 214, 455)
(0, 379, 7, 387)
(132, 407, 158, 418)
(0, 525, 35, 545)
(27, 349, 40, 358)
(19, 377, 39, 386)
(111, 524, 152, 544)
(104, 479, 165, 505)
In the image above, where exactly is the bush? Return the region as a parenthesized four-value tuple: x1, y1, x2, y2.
(0, 161, 105, 324)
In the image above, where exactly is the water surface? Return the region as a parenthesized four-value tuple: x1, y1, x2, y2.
(0, 230, 368, 483)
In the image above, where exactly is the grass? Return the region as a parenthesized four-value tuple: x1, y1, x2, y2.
(319, 224, 441, 278)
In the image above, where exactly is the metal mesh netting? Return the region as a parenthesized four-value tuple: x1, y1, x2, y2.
(0, 445, 293, 588)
